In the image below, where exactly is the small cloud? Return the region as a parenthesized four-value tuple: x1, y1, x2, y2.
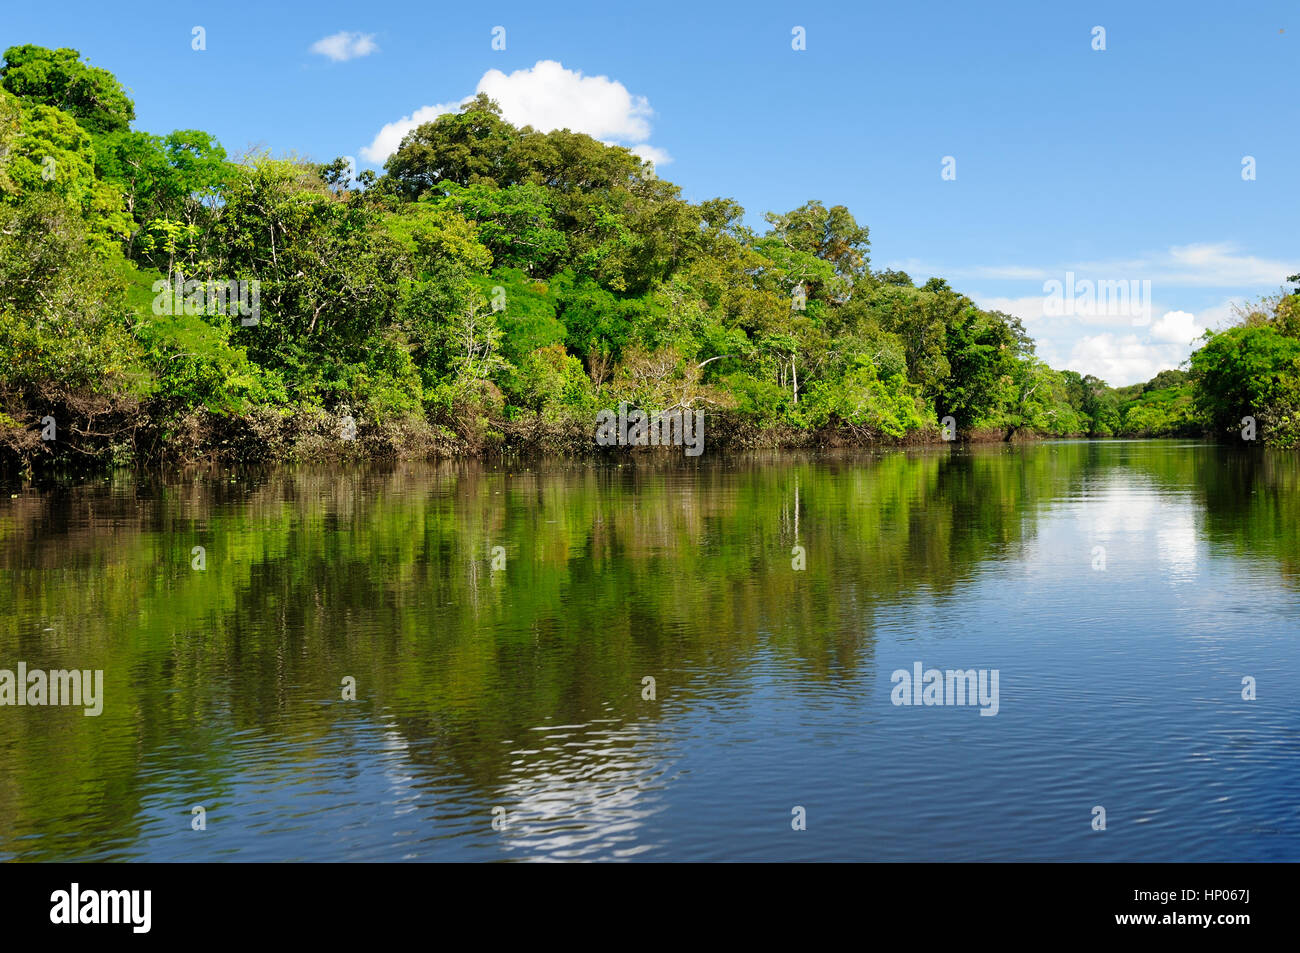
(1150, 310, 1207, 345)
(311, 31, 379, 63)
(628, 144, 672, 167)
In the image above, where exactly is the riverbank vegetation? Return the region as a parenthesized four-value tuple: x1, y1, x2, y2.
(2, 45, 1297, 472)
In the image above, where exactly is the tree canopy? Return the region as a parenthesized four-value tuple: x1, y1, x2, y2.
(0, 44, 1294, 471)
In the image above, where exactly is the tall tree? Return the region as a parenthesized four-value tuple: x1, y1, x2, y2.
(1, 45, 135, 135)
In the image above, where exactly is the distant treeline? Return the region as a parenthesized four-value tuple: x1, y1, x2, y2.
(2, 44, 1298, 472)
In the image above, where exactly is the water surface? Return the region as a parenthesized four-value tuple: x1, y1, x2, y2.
(1, 441, 1297, 861)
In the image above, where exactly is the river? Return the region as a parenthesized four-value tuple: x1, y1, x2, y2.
(1, 440, 1297, 860)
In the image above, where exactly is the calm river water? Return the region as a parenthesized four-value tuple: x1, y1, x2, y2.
(1, 441, 1297, 861)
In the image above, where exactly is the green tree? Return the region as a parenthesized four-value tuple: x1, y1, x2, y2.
(437, 182, 568, 274)
(1190, 324, 1300, 443)
(3, 97, 130, 252)
(383, 94, 517, 198)
(763, 200, 870, 281)
(1, 45, 135, 135)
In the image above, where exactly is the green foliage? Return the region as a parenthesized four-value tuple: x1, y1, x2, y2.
(721, 370, 791, 422)
(205, 158, 409, 408)
(3, 96, 130, 252)
(0, 193, 135, 378)
(552, 269, 639, 376)
(437, 182, 567, 274)
(1, 45, 134, 135)
(800, 355, 929, 438)
(998, 358, 1081, 438)
(135, 309, 286, 413)
(1118, 382, 1196, 437)
(383, 94, 517, 197)
(474, 268, 565, 366)
(763, 200, 870, 281)
(935, 305, 1019, 428)
(3, 42, 1299, 466)
(95, 128, 229, 228)
(508, 343, 597, 421)
(0, 89, 20, 194)
(1189, 324, 1300, 442)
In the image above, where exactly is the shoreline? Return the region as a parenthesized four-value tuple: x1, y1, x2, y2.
(1, 413, 1221, 485)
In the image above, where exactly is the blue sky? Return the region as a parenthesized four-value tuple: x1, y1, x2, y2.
(4, 0, 1296, 384)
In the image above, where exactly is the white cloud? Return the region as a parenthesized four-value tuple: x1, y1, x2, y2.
(906, 244, 1291, 387)
(311, 32, 379, 63)
(628, 143, 672, 167)
(907, 243, 1293, 292)
(480, 61, 652, 141)
(1159, 243, 1290, 286)
(1065, 333, 1181, 386)
(975, 295, 1055, 323)
(975, 292, 1155, 328)
(972, 301, 1224, 385)
(1149, 309, 1207, 345)
(1193, 298, 1245, 332)
(360, 60, 667, 166)
(360, 101, 465, 163)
